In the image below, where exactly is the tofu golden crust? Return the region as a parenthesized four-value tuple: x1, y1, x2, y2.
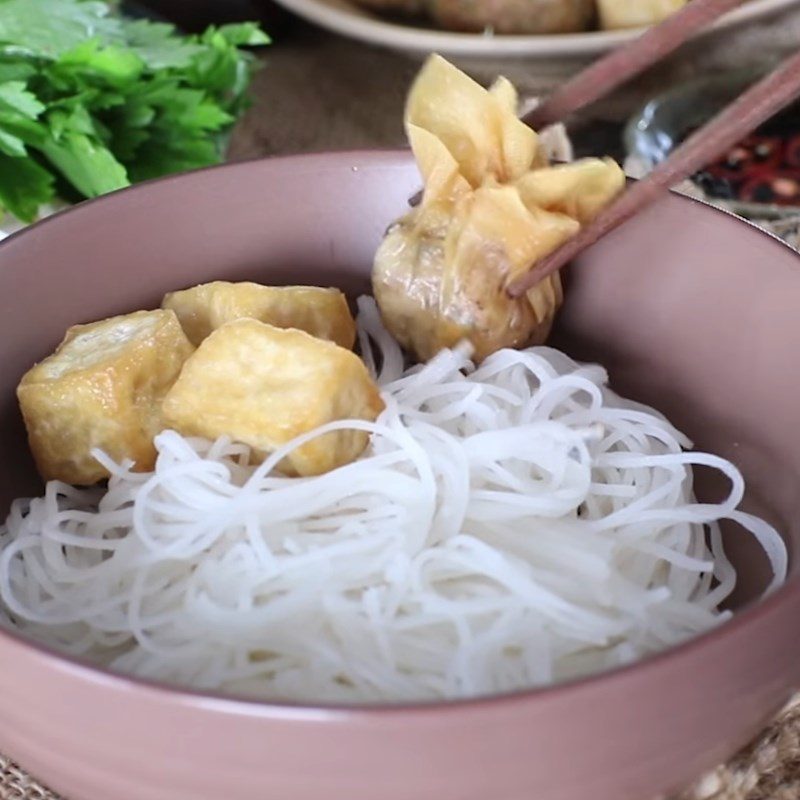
(17, 310, 194, 485)
(162, 319, 384, 476)
(162, 282, 356, 350)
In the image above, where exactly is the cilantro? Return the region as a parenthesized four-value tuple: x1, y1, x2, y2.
(0, 0, 268, 221)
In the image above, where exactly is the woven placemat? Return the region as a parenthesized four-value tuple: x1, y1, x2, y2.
(0, 756, 60, 800)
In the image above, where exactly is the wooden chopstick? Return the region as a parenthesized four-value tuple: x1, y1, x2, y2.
(507, 49, 800, 299)
(523, 0, 745, 130)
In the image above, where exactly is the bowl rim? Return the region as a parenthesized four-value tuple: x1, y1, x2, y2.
(1, 149, 798, 718)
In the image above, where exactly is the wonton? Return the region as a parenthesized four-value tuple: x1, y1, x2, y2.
(372, 55, 624, 363)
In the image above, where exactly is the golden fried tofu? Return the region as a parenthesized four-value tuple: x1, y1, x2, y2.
(17, 310, 194, 485)
(162, 282, 356, 349)
(162, 319, 384, 476)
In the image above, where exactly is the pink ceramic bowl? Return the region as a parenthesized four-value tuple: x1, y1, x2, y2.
(0, 152, 798, 800)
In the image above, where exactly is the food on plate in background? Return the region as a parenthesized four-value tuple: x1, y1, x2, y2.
(163, 282, 356, 347)
(17, 310, 194, 485)
(351, 0, 692, 34)
(596, 0, 687, 30)
(372, 55, 624, 363)
(425, 0, 594, 35)
(348, 0, 427, 19)
(162, 318, 384, 476)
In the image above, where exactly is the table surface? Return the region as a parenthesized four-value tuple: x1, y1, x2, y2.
(4, 6, 800, 798)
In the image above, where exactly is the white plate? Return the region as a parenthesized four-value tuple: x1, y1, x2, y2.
(271, 0, 800, 58)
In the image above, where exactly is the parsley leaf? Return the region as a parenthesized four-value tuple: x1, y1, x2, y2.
(0, 0, 268, 221)
(0, 152, 54, 219)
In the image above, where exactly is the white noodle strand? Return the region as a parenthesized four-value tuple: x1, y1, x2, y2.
(0, 298, 786, 703)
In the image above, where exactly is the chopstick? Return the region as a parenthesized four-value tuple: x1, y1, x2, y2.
(523, 0, 745, 130)
(507, 49, 800, 299)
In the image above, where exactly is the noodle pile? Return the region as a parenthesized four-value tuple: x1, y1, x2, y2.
(0, 298, 786, 703)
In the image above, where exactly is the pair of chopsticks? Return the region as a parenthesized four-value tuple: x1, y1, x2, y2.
(507, 0, 800, 298)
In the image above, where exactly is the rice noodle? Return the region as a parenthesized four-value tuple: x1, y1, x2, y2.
(0, 297, 787, 703)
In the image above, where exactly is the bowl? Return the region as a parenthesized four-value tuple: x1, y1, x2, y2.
(266, 0, 799, 58)
(0, 151, 799, 800)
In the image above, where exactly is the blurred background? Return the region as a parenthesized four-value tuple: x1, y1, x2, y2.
(132, 0, 799, 157)
(131, 0, 800, 245)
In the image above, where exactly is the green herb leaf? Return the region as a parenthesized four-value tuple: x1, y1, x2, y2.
(213, 23, 271, 48)
(125, 132, 218, 183)
(41, 131, 128, 197)
(122, 19, 203, 70)
(0, 60, 37, 83)
(0, 81, 44, 118)
(0, 0, 267, 220)
(0, 0, 122, 60)
(0, 127, 25, 156)
(0, 152, 54, 220)
(0, 110, 48, 147)
(58, 40, 144, 87)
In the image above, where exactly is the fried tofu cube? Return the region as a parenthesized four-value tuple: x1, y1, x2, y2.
(162, 282, 357, 350)
(17, 310, 194, 485)
(162, 319, 384, 476)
